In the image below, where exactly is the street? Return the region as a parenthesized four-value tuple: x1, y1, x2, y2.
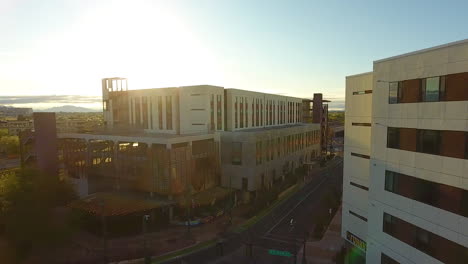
(162, 158, 343, 264)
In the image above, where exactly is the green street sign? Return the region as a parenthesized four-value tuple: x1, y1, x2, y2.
(268, 249, 293, 257)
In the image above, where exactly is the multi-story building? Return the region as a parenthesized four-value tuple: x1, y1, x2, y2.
(0, 120, 34, 135)
(342, 40, 468, 263)
(21, 78, 323, 225)
(220, 89, 321, 199)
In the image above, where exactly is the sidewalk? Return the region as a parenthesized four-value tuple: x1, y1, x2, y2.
(298, 205, 344, 264)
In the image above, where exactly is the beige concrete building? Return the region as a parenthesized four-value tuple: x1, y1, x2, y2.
(342, 40, 468, 264)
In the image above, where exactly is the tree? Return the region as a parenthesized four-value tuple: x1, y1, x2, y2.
(0, 136, 19, 155)
(0, 168, 77, 260)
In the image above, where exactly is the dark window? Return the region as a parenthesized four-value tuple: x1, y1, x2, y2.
(210, 95, 215, 130)
(386, 72, 468, 103)
(242, 178, 248, 191)
(383, 213, 395, 235)
(381, 253, 399, 264)
(217, 95, 222, 130)
(350, 181, 369, 191)
(351, 122, 371, 126)
(350, 152, 370, 159)
(384, 170, 397, 192)
(158, 96, 163, 129)
(235, 97, 238, 128)
(417, 130, 440, 155)
(382, 213, 468, 264)
(353, 90, 372, 95)
(389, 82, 399, 104)
(135, 97, 141, 127)
(385, 170, 468, 217)
(166, 96, 172, 130)
(387, 127, 400, 149)
(466, 132, 468, 159)
(232, 142, 242, 165)
(349, 210, 367, 222)
(142, 96, 148, 129)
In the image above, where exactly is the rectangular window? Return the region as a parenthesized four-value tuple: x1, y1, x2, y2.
(210, 94, 215, 131)
(142, 96, 148, 129)
(351, 122, 371, 127)
(382, 212, 468, 264)
(240, 97, 244, 128)
(381, 253, 400, 264)
(166, 96, 172, 130)
(260, 100, 263, 126)
(251, 100, 255, 127)
(217, 95, 222, 130)
(350, 181, 369, 191)
(350, 152, 370, 159)
(135, 97, 141, 127)
(353, 90, 373, 95)
(256, 141, 262, 165)
(245, 97, 248, 127)
(422, 77, 441, 102)
(385, 170, 467, 217)
(242, 178, 248, 191)
(235, 97, 238, 129)
(158, 96, 163, 129)
(384, 170, 397, 192)
(256, 99, 259, 126)
(387, 127, 400, 149)
(232, 142, 242, 165)
(388, 82, 399, 104)
(277, 137, 281, 157)
(349, 210, 367, 222)
(417, 130, 440, 155)
(149, 97, 153, 129)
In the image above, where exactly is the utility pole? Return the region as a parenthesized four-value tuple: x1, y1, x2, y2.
(302, 231, 309, 264)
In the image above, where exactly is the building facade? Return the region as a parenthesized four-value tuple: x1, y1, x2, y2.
(342, 40, 468, 263)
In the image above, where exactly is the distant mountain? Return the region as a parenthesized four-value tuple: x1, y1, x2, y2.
(38, 105, 101, 113)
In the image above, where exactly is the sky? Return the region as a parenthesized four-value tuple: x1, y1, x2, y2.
(1, 0, 467, 110)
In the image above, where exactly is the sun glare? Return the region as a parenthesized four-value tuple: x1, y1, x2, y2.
(28, 1, 224, 95)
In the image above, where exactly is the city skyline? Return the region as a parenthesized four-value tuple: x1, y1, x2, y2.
(1, 0, 468, 110)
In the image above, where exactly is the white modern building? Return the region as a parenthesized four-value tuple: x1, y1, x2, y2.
(342, 40, 468, 264)
(52, 78, 322, 199)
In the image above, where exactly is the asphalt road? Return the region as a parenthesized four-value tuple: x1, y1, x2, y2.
(162, 158, 343, 264)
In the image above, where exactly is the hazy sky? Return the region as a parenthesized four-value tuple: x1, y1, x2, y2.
(1, 0, 467, 109)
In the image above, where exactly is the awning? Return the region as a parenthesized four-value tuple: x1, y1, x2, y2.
(69, 192, 176, 217)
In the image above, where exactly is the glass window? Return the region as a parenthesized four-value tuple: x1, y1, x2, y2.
(166, 96, 172, 130)
(383, 213, 395, 235)
(417, 130, 440, 155)
(388, 82, 399, 104)
(231, 142, 242, 165)
(158, 96, 163, 129)
(384, 170, 397, 192)
(423, 77, 440, 102)
(387, 127, 400, 149)
(381, 253, 400, 264)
